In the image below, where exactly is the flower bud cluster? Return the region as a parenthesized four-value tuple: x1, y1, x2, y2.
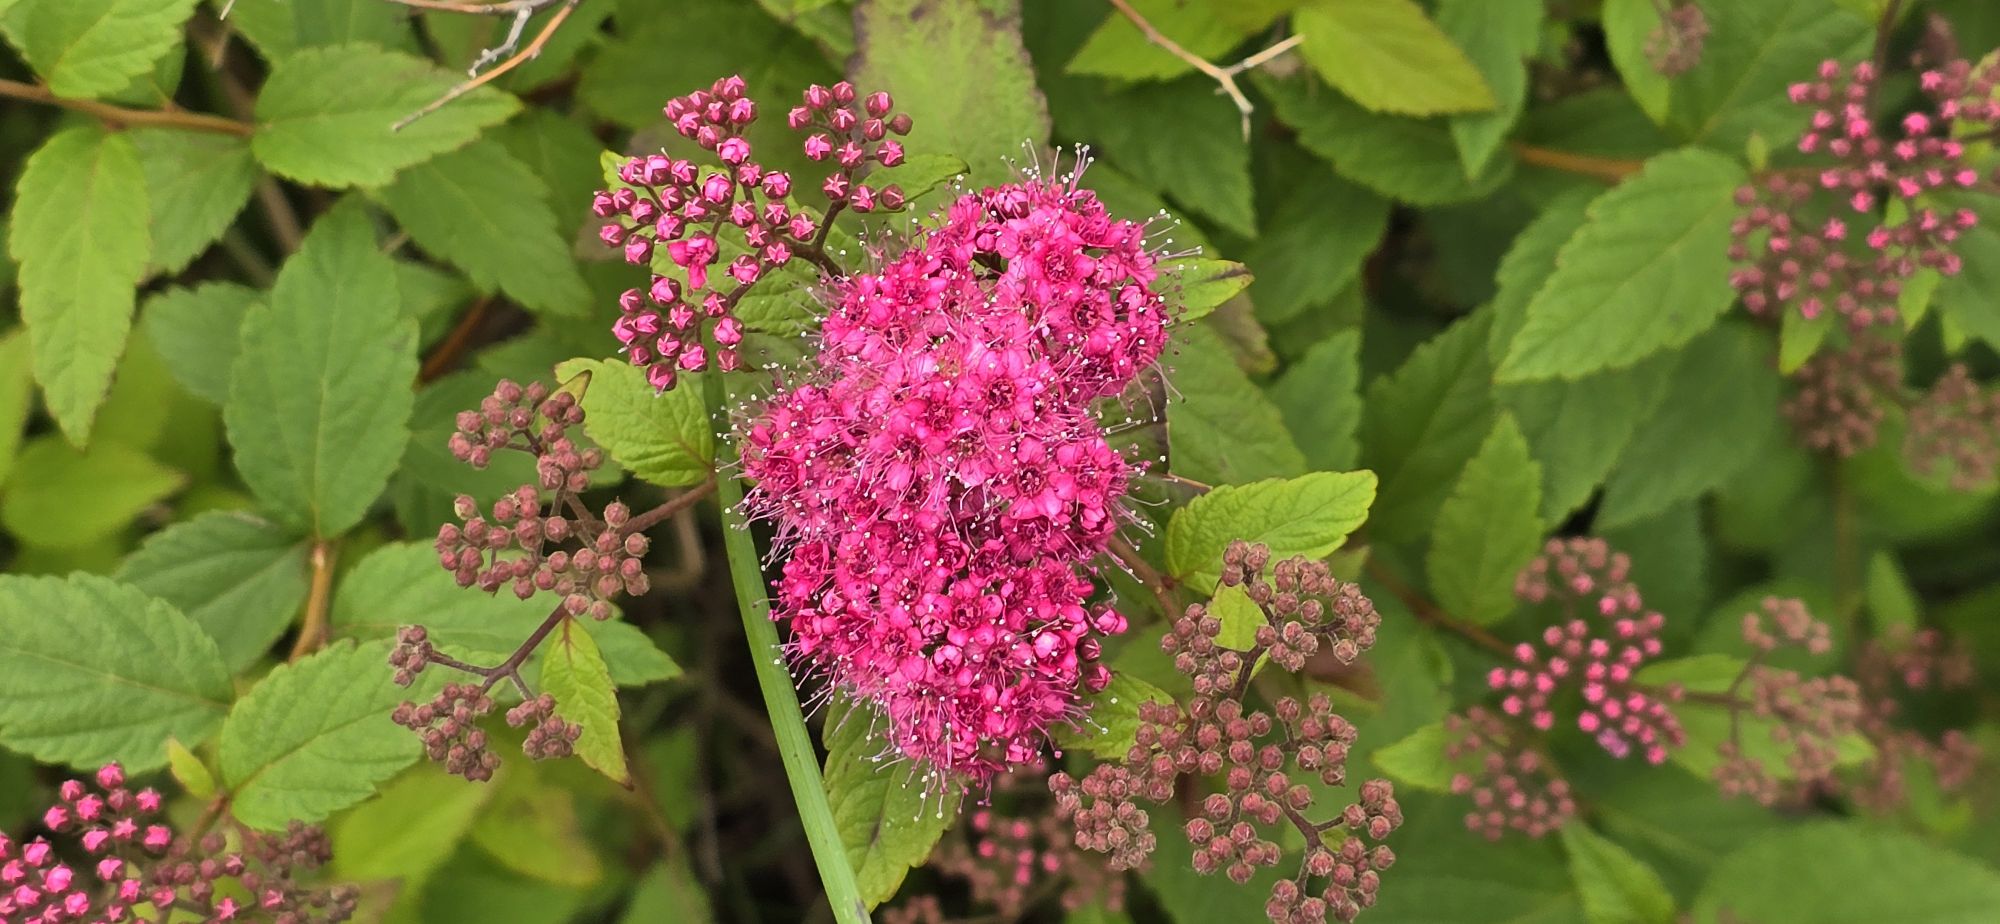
(1729, 57, 2000, 329)
(3, 765, 355, 923)
(1052, 543, 1400, 924)
(1783, 331, 1901, 456)
(1443, 707, 1576, 840)
(1903, 364, 2000, 490)
(1505, 539, 1683, 763)
(592, 75, 914, 390)
(390, 680, 503, 782)
(1713, 599, 1862, 805)
(1645, 1, 1709, 78)
(1848, 627, 1979, 813)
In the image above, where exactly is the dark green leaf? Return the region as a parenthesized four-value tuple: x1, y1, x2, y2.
(1427, 414, 1544, 625)
(1269, 328, 1364, 472)
(823, 697, 958, 909)
(1167, 322, 1305, 486)
(116, 511, 310, 671)
(141, 282, 260, 407)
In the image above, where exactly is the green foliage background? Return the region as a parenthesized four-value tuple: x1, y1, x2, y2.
(2, 0, 2000, 922)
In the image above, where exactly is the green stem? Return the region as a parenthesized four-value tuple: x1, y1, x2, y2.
(704, 372, 872, 924)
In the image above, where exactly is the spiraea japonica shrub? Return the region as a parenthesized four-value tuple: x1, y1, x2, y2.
(4, 0, 2000, 923)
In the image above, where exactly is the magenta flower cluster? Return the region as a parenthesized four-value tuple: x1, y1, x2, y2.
(738, 171, 1169, 780)
(592, 76, 913, 391)
(2, 765, 352, 923)
(1729, 57, 2000, 329)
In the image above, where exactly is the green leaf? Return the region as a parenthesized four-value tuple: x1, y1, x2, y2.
(1497, 148, 1746, 382)
(469, 764, 605, 887)
(1, 0, 198, 99)
(851, 0, 1050, 185)
(539, 618, 630, 785)
(165, 737, 217, 799)
(865, 152, 970, 205)
(1561, 825, 1676, 924)
(116, 511, 310, 671)
(1295, 0, 1495, 116)
(252, 44, 520, 188)
(141, 282, 261, 407)
(1048, 77, 1256, 236)
(379, 139, 588, 317)
(8, 124, 151, 445)
(554, 358, 715, 488)
(130, 128, 258, 274)
(329, 543, 678, 688)
(332, 765, 498, 908)
(1427, 414, 1543, 626)
(1268, 328, 1364, 472)
(0, 330, 31, 490)
(1170, 259, 1253, 323)
(1054, 670, 1174, 760)
(1065, 0, 1272, 81)
(822, 698, 955, 909)
(1360, 312, 1496, 544)
(0, 573, 231, 770)
(1244, 156, 1388, 325)
(1438, 0, 1543, 176)
(1693, 822, 2000, 923)
(226, 0, 414, 60)
(220, 639, 421, 829)
(1260, 73, 1514, 206)
(1863, 551, 1921, 634)
(1351, 793, 1588, 923)
(226, 200, 418, 537)
(1669, 0, 1870, 152)
(578, 0, 834, 135)
(1, 436, 183, 548)
(620, 858, 717, 924)
(1598, 324, 1780, 529)
(1370, 722, 1455, 792)
(1141, 801, 1285, 923)
(1167, 322, 1305, 486)
(1164, 470, 1377, 594)
(1601, 0, 1673, 125)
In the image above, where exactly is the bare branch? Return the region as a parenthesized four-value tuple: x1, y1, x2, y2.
(1104, 0, 1302, 140)
(390, 0, 583, 132)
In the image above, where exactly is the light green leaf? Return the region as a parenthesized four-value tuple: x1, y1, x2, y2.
(8, 124, 151, 445)
(165, 737, 217, 799)
(555, 358, 715, 488)
(141, 282, 260, 407)
(1208, 583, 1265, 651)
(1693, 822, 2000, 924)
(131, 128, 258, 274)
(252, 44, 519, 188)
(1066, 0, 1273, 81)
(1268, 328, 1363, 472)
(619, 858, 717, 924)
(469, 764, 605, 887)
(0, 573, 231, 770)
(225, 0, 414, 60)
(1863, 551, 1920, 635)
(226, 200, 418, 537)
(1598, 324, 1779, 528)
(221, 639, 422, 829)
(1427, 415, 1543, 626)
(1, 436, 183, 548)
(1601, 0, 1672, 125)
(116, 511, 310, 671)
(865, 152, 969, 204)
(1371, 722, 1455, 792)
(1348, 794, 1588, 923)
(1260, 73, 1514, 206)
(1561, 825, 1676, 924)
(0, 330, 31, 490)
(539, 619, 629, 785)
(1, 0, 198, 99)
(1439, 0, 1543, 177)
(1779, 305, 1836, 372)
(332, 765, 498, 890)
(1295, 0, 1495, 116)
(1170, 259, 1253, 323)
(329, 542, 678, 688)
(1669, 0, 1870, 152)
(1244, 155, 1388, 325)
(1498, 148, 1746, 382)
(379, 139, 588, 317)
(1167, 323, 1305, 486)
(1164, 470, 1377, 594)
(1054, 671, 1174, 760)
(851, 0, 1049, 185)
(823, 698, 956, 909)
(1360, 312, 1496, 544)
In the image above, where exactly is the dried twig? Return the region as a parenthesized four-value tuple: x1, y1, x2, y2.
(387, 0, 583, 132)
(1104, 0, 1304, 139)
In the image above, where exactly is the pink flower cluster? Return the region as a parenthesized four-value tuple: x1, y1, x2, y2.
(2, 765, 352, 923)
(1444, 707, 1576, 840)
(1502, 538, 1683, 763)
(738, 171, 1168, 779)
(1729, 57, 2000, 329)
(592, 76, 913, 390)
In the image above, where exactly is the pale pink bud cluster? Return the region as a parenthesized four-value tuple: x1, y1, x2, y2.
(1504, 539, 1683, 763)
(2, 765, 354, 923)
(593, 76, 914, 390)
(1849, 628, 1980, 813)
(1052, 544, 1399, 924)
(390, 680, 504, 782)
(1729, 57, 2000, 328)
(1645, 1, 1709, 77)
(738, 169, 1168, 780)
(1783, 331, 1901, 456)
(1444, 707, 1576, 840)
(1904, 364, 2000, 490)
(1714, 599, 1862, 805)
